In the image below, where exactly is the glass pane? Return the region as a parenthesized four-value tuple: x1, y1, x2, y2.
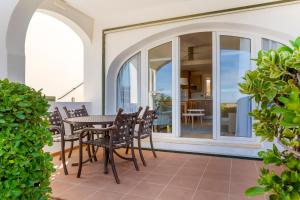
(262, 38, 283, 51)
(220, 35, 252, 137)
(117, 53, 140, 112)
(149, 42, 172, 133)
(180, 32, 213, 139)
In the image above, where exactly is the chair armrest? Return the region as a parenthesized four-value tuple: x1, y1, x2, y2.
(49, 126, 62, 134)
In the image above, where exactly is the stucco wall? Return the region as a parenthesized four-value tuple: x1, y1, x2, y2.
(0, 0, 19, 79)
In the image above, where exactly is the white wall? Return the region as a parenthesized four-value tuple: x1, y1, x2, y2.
(0, 0, 19, 79)
(105, 3, 300, 113)
(104, 3, 300, 157)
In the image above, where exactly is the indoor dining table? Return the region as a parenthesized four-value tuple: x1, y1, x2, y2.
(64, 115, 116, 174)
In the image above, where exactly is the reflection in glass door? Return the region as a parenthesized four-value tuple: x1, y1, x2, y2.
(219, 35, 252, 137)
(148, 42, 173, 133)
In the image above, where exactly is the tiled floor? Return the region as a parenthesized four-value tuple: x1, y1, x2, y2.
(51, 148, 281, 200)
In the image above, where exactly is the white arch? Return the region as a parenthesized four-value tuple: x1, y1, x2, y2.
(106, 21, 293, 113)
(5, 0, 93, 83)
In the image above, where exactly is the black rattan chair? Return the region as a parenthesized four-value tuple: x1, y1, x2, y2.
(77, 107, 142, 184)
(63, 105, 93, 159)
(126, 106, 157, 166)
(48, 107, 82, 175)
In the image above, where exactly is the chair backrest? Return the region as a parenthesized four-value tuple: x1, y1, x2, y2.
(48, 107, 64, 136)
(63, 105, 89, 118)
(111, 107, 142, 144)
(139, 106, 156, 136)
(63, 105, 91, 132)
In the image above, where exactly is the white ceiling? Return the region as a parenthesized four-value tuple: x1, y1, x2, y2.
(66, 0, 276, 28)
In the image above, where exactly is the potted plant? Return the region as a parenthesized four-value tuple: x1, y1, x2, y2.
(240, 38, 300, 199)
(0, 79, 54, 199)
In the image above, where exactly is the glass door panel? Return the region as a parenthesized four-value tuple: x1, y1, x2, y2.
(179, 32, 213, 139)
(148, 42, 173, 133)
(219, 35, 252, 137)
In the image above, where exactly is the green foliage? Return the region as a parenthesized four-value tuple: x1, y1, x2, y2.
(0, 79, 54, 199)
(240, 37, 300, 200)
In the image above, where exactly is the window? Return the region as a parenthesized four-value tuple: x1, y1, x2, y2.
(262, 38, 283, 51)
(117, 53, 141, 112)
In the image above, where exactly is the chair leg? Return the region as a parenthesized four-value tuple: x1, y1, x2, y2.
(67, 141, 74, 158)
(91, 133, 98, 162)
(130, 142, 139, 171)
(109, 149, 120, 184)
(125, 145, 130, 154)
(103, 147, 109, 174)
(77, 141, 83, 178)
(86, 135, 93, 163)
(61, 140, 68, 175)
(137, 137, 147, 166)
(149, 134, 157, 158)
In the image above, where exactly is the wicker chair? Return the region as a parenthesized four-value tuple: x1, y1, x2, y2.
(77, 107, 142, 184)
(126, 106, 157, 166)
(48, 107, 82, 175)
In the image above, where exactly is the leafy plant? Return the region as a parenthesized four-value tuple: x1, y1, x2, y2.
(240, 37, 300, 200)
(0, 79, 54, 199)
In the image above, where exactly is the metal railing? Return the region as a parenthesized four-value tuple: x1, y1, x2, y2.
(57, 82, 84, 101)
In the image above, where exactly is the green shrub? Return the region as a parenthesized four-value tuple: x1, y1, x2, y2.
(240, 37, 300, 200)
(0, 79, 54, 199)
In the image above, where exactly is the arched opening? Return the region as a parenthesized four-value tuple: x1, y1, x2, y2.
(25, 11, 84, 102)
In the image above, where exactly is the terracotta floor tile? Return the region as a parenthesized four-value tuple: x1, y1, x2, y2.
(123, 170, 149, 180)
(229, 194, 265, 200)
(158, 186, 194, 200)
(152, 165, 179, 175)
(159, 158, 186, 167)
(193, 189, 228, 200)
(230, 172, 258, 184)
(50, 149, 266, 200)
(169, 175, 200, 190)
(177, 167, 204, 177)
(102, 178, 138, 193)
(230, 181, 254, 196)
(203, 170, 230, 181)
(144, 173, 173, 185)
(57, 185, 96, 200)
(122, 194, 155, 200)
(50, 180, 76, 197)
(129, 181, 165, 198)
(198, 178, 229, 194)
(231, 159, 257, 171)
(80, 175, 113, 189)
(206, 162, 231, 173)
(183, 160, 207, 169)
(86, 190, 123, 200)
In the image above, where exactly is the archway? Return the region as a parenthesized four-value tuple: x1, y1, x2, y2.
(25, 11, 84, 101)
(5, 0, 93, 84)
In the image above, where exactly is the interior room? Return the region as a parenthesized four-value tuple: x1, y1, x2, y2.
(180, 32, 213, 139)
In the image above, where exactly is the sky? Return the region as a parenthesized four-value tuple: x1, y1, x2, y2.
(25, 12, 84, 102)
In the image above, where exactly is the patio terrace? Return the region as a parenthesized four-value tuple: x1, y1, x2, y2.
(51, 148, 281, 200)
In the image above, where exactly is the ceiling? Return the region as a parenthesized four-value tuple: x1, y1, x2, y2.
(66, 0, 276, 28)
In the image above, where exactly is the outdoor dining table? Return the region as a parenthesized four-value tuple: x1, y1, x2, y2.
(64, 115, 116, 174)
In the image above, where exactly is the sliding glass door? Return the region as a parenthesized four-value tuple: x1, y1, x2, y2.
(148, 42, 173, 133)
(217, 34, 253, 139)
(145, 32, 255, 140)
